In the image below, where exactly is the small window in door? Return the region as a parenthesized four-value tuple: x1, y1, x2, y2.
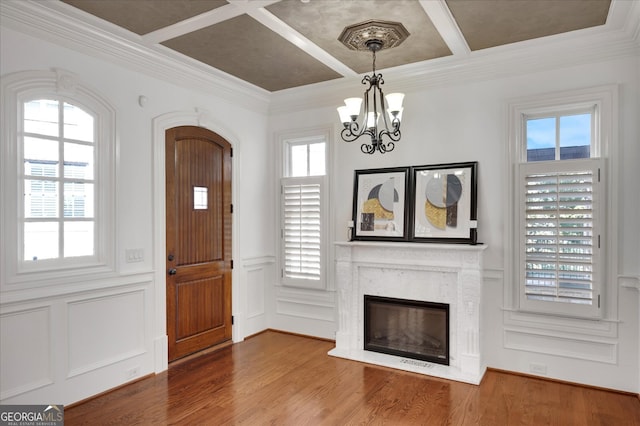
(193, 186, 208, 210)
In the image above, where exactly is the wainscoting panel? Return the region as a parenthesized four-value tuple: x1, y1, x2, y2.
(0, 305, 52, 399)
(246, 268, 266, 319)
(67, 289, 146, 377)
(241, 256, 274, 338)
(504, 328, 618, 364)
(0, 274, 155, 404)
(271, 284, 336, 339)
(275, 286, 335, 322)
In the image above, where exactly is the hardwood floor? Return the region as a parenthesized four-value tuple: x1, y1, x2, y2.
(65, 331, 640, 425)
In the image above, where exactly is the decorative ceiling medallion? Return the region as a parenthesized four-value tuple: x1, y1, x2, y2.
(338, 19, 410, 52)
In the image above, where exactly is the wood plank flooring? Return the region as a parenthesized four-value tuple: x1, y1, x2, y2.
(65, 331, 640, 425)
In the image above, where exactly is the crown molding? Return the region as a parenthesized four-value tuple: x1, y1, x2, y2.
(269, 0, 640, 115)
(1, 0, 638, 117)
(0, 0, 271, 114)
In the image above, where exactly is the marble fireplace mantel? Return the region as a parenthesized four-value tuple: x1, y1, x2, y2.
(329, 241, 487, 384)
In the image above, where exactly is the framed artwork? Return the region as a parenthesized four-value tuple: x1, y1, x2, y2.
(410, 162, 478, 244)
(352, 167, 409, 241)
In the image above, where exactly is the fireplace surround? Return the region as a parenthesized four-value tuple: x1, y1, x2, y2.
(329, 241, 487, 384)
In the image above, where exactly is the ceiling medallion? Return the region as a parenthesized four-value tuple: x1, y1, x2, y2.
(338, 19, 410, 52)
(337, 20, 409, 155)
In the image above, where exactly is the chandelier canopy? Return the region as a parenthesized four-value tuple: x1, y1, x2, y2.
(337, 20, 409, 154)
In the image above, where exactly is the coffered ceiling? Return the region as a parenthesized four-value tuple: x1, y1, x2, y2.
(57, 0, 613, 92)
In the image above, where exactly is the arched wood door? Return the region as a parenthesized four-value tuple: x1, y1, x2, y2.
(165, 126, 232, 361)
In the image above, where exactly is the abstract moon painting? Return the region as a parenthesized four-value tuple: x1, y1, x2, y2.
(411, 162, 478, 243)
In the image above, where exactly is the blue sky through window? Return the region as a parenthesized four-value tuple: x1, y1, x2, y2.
(526, 113, 591, 161)
(560, 114, 591, 147)
(527, 117, 556, 150)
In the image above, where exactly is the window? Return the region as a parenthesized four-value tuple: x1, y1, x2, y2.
(1, 70, 115, 283)
(509, 87, 615, 319)
(280, 133, 328, 289)
(23, 99, 96, 261)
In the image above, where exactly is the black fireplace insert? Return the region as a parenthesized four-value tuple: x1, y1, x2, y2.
(364, 295, 449, 366)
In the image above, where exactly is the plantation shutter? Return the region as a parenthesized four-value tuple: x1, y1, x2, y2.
(281, 176, 323, 285)
(518, 158, 603, 317)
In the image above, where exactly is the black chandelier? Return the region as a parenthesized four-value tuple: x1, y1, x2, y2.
(337, 20, 409, 154)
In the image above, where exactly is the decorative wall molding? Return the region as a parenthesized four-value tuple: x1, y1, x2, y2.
(0, 272, 153, 305)
(0, 0, 270, 113)
(0, 305, 53, 400)
(274, 285, 335, 323)
(67, 289, 146, 377)
(504, 328, 618, 364)
(503, 309, 619, 339)
(0, 278, 153, 403)
(619, 275, 640, 291)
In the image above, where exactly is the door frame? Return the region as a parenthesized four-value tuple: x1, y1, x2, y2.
(151, 110, 241, 373)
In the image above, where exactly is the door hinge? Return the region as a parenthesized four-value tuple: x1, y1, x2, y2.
(230, 203, 233, 213)
(231, 315, 234, 325)
(598, 235, 601, 249)
(281, 269, 284, 278)
(230, 147, 233, 158)
(598, 294, 601, 308)
(598, 167, 601, 182)
(230, 259, 234, 269)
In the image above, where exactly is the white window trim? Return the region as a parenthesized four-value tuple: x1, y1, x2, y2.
(1, 69, 116, 288)
(506, 85, 619, 321)
(277, 128, 331, 291)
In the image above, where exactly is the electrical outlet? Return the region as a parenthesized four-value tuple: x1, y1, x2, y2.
(126, 366, 139, 379)
(125, 248, 144, 263)
(529, 362, 547, 375)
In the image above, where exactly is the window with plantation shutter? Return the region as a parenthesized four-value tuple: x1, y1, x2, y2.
(519, 159, 603, 317)
(509, 86, 616, 321)
(282, 177, 322, 283)
(279, 133, 327, 290)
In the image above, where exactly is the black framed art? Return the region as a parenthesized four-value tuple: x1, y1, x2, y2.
(409, 162, 478, 244)
(352, 167, 410, 241)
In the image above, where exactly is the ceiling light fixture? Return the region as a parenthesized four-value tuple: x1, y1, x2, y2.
(337, 20, 409, 154)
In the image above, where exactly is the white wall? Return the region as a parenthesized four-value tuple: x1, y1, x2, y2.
(269, 55, 640, 392)
(0, 26, 274, 404)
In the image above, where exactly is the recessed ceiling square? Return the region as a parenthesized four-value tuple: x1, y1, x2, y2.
(61, 0, 228, 35)
(267, 0, 451, 74)
(446, 0, 611, 51)
(161, 14, 343, 92)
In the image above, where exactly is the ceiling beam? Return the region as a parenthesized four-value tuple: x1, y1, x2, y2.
(143, 0, 281, 44)
(419, 0, 470, 56)
(244, 7, 357, 78)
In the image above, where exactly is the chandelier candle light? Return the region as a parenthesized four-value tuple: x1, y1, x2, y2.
(337, 20, 409, 154)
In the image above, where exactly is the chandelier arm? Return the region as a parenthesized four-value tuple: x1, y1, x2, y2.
(379, 125, 401, 143)
(361, 142, 376, 154)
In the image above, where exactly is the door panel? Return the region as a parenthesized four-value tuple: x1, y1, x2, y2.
(166, 126, 232, 361)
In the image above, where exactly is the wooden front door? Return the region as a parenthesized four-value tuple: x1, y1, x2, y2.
(166, 126, 232, 361)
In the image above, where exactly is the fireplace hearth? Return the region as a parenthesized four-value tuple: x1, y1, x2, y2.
(365, 295, 449, 365)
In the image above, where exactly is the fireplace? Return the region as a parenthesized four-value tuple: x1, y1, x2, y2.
(365, 295, 449, 365)
(329, 241, 487, 384)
